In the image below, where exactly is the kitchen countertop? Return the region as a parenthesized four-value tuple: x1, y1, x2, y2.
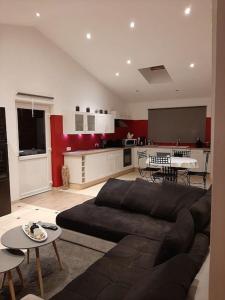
(136, 145, 211, 151)
(63, 145, 210, 157)
(63, 147, 125, 157)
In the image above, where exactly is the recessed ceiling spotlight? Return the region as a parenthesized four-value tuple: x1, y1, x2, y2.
(130, 21, 135, 28)
(35, 12, 40, 17)
(86, 33, 92, 40)
(184, 7, 191, 15)
(189, 63, 195, 68)
(115, 72, 120, 77)
(126, 59, 131, 65)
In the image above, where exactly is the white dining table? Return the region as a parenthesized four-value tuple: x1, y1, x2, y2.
(146, 156, 199, 169)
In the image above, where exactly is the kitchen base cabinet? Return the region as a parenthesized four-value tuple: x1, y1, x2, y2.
(64, 149, 133, 189)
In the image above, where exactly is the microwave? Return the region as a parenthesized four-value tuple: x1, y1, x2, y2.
(122, 139, 137, 147)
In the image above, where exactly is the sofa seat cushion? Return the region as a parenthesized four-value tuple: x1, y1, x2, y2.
(124, 254, 198, 300)
(151, 181, 206, 221)
(106, 235, 162, 270)
(155, 209, 195, 265)
(95, 178, 132, 209)
(56, 200, 173, 242)
(50, 268, 129, 300)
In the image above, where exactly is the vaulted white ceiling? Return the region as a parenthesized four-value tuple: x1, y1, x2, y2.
(0, 0, 212, 102)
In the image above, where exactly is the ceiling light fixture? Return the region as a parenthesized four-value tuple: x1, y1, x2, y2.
(115, 72, 120, 77)
(189, 63, 195, 68)
(130, 21, 135, 28)
(126, 59, 131, 65)
(86, 33, 92, 40)
(35, 12, 40, 17)
(184, 7, 191, 15)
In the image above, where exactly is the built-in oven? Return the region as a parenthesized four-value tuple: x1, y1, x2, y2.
(123, 148, 132, 167)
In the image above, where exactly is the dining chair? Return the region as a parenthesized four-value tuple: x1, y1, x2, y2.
(172, 149, 191, 157)
(137, 151, 160, 180)
(172, 149, 191, 185)
(187, 151, 209, 189)
(149, 155, 177, 183)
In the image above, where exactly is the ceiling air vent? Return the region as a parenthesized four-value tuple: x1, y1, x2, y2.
(138, 65, 173, 84)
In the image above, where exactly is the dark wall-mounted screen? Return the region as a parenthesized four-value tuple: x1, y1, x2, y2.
(148, 106, 207, 143)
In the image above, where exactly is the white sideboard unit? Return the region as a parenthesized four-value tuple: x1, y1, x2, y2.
(64, 148, 133, 188)
(133, 146, 211, 173)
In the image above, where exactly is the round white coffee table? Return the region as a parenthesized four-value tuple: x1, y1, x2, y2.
(1, 225, 62, 298)
(0, 249, 24, 300)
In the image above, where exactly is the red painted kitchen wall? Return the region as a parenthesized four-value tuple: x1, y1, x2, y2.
(50, 115, 211, 187)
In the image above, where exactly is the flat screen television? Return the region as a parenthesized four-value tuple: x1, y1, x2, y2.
(148, 106, 207, 143)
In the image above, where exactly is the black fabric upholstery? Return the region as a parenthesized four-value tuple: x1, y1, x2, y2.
(124, 254, 198, 300)
(56, 200, 173, 242)
(106, 235, 162, 269)
(190, 187, 211, 232)
(122, 178, 161, 215)
(188, 233, 209, 271)
(151, 181, 205, 221)
(54, 180, 210, 300)
(155, 209, 195, 265)
(95, 178, 132, 209)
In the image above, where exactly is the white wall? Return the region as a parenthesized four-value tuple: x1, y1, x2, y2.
(127, 97, 212, 120)
(0, 24, 124, 201)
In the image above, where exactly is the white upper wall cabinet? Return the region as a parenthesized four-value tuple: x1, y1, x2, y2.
(63, 112, 114, 134)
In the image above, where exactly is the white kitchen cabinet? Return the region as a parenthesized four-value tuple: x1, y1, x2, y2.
(95, 114, 115, 134)
(64, 148, 133, 187)
(63, 112, 114, 134)
(64, 156, 83, 184)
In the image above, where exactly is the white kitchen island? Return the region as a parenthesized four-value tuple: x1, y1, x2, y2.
(64, 148, 134, 189)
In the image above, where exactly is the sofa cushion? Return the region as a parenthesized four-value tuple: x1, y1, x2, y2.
(50, 267, 129, 300)
(188, 233, 209, 271)
(56, 199, 173, 242)
(151, 181, 205, 221)
(155, 209, 194, 265)
(106, 235, 162, 270)
(190, 187, 211, 232)
(95, 178, 132, 209)
(122, 179, 161, 215)
(124, 254, 198, 300)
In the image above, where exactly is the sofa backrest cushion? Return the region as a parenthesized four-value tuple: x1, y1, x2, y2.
(124, 254, 197, 300)
(190, 186, 211, 232)
(155, 209, 194, 265)
(95, 178, 132, 209)
(122, 178, 161, 215)
(151, 181, 205, 221)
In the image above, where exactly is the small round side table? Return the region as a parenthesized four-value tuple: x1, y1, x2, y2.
(1, 225, 62, 299)
(0, 249, 24, 300)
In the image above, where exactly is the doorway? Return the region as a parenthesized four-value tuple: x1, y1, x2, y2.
(16, 102, 52, 198)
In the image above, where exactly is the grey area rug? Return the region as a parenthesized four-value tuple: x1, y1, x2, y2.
(0, 240, 103, 300)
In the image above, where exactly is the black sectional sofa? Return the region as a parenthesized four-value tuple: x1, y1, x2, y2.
(53, 178, 211, 300)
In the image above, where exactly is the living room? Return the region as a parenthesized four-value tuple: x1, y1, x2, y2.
(0, 0, 225, 299)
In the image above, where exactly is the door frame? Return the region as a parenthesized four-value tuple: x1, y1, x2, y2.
(15, 101, 52, 198)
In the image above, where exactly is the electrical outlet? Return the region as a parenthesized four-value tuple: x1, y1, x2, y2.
(66, 147, 71, 151)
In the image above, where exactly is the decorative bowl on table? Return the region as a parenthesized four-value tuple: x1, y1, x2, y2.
(22, 222, 48, 242)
